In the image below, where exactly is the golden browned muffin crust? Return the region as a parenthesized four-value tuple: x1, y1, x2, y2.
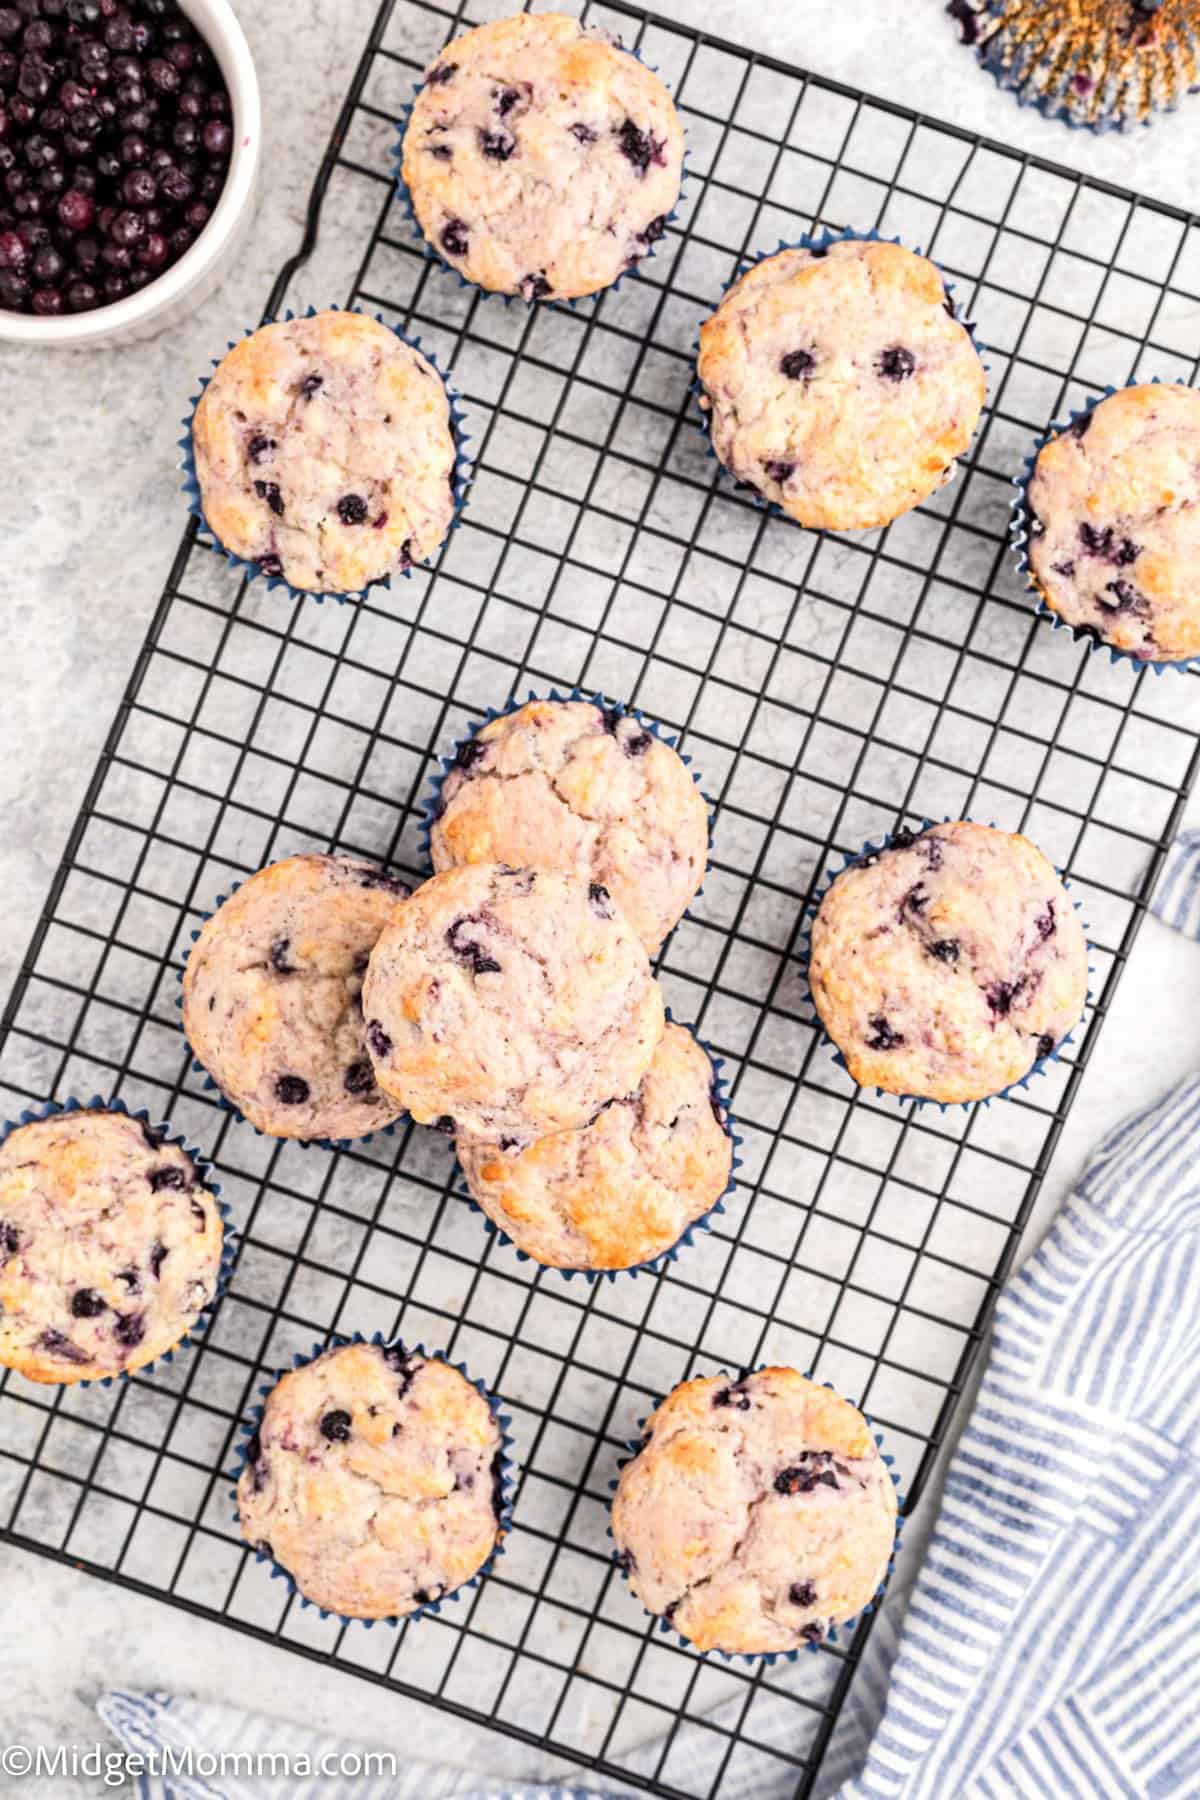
(697, 238, 985, 532)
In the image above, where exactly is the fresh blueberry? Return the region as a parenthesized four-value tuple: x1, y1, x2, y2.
(440, 216, 468, 258)
(615, 117, 664, 175)
(780, 348, 815, 379)
(877, 345, 916, 381)
(343, 1060, 375, 1096)
(71, 1288, 106, 1318)
(269, 935, 295, 975)
(254, 478, 284, 517)
(479, 129, 514, 161)
(115, 1311, 145, 1348)
(337, 492, 368, 525)
(320, 1409, 352, 1442)
(275, 1075, 310, 1105)
(367, 1020, 393, 1060)
(866, 1014, 904, 1051)
(1078, 522, 1113, 557)
(149, 1165, 188, 1192)
(446, 915, 501, 976)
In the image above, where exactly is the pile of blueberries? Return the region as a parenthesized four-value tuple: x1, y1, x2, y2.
(0, 0, 232, 316)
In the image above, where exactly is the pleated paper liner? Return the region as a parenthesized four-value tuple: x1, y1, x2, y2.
(453, 1010, 741, 1283)
(417, 685, 714, 894)
(1010, 380, 1200, 676)
(391, 37, 688, 308)
(178, 305, 472, 607)
(799, 819, 1095, 1113)
(227, 1332, 517, 1630)
(608, 1366, 904, 1666)
(175, 861, 408, 1153)
(0, 1094, 237, 1390)
(950, 0, 1200, 134)
(689, 224, 987, 527)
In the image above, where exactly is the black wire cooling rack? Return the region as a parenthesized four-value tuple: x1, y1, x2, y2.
(3, 2, 1199, 1794)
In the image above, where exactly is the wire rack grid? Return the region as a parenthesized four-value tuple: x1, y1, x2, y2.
(2, 1, 1199, 1795)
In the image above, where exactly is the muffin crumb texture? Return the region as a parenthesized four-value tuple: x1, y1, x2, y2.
(403, 12, 684, 300)
(237, 1342, 503, 1619)
(808, 821, 1088, 1104)
(1027, 383, 1200, 663)
(181, 854, 409, 1142)
(192, 311, 457, 593)
(457, 1020, 732, 1270)
(0, 1109, 224, 1385)
(362, 862, 664, 1141)
(611, 1367, 897, 1654)
(697, 238, 985, 532)
(431, 700, 709, 952)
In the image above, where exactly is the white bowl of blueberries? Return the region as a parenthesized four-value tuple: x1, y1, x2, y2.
(0, 0, 259, 346)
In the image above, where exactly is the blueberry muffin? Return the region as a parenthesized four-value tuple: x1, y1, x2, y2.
(807, 821, 1088, 1105)
(611, 1367, 897, 1655)
(191, 311, 457, 593)
(0, 1109, 225, 1385)
(430, 700, 709, 953)
(401, 12, 684, 302)
(458, 1021, 732, 1271)
(237, 1341, 504, 1620)
(181, 855, 409, 1142)
(362, 863, 664, 1142)
(1024, 384, 1200, 663)
(696, 238, 986, 532)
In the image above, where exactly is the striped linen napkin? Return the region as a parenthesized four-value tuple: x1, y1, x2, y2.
(100, 839, 1200, 1800)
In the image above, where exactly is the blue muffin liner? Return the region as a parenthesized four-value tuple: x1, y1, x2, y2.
(0, 1094, 237, 1390)
(690, 225, 986, 526)
(417, 686, 713, 901)
(391, 34, 689, 309)
(954, 0, 1200, 136)
(227, 1331, 517, 1629)
(453, 1010, 741, 1282)
(175, 860, 409, 1152)
(1010, 381, 1200, 676)
(799, 819, 1094, 1112)
(179, 304, 472, 608)
(608, 1366, 904, 1665)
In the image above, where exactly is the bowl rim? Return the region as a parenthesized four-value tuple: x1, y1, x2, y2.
(0, 0, 261, 347)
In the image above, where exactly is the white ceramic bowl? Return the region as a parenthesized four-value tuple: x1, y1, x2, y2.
(0, 0, 260, 349)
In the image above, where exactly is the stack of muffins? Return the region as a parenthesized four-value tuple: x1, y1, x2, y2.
(3, 4, 1143, 1658)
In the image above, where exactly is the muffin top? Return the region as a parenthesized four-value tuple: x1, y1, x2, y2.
(237, 1342, 503, 1620)
(181, 855, 409, 1142)
(401, 12, 684, 301)
(611, 1367, 897, 1655)
(458, 1020, 733, 1270)
(807, 821, 1088, 1104)
(0, 1109, 224, 1385)
(192, 311, 457, 593)
(697, 238, 986, 532)
(362, 862, 664, 1142)
(430, 700, 709, 953)
(1026, 384, 1200, 663)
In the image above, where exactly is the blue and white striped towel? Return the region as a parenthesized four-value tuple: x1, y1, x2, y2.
(100, 837, 1200, 1799)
